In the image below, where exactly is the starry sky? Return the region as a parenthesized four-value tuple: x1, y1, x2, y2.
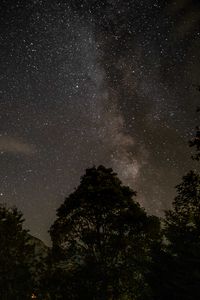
(0, 0, 200, 243)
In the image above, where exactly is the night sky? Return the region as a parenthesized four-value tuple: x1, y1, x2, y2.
(0, 0, 199, 243)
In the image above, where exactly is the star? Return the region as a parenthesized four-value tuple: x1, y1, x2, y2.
(0, 0, 199, 243)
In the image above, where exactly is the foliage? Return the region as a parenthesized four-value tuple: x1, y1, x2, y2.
(49, 165, 160, 300)
(28, 235, 50, 299)
(165, 171, 200, 250)
(0, 204, 34, 300)
(151, 171, 200, 300)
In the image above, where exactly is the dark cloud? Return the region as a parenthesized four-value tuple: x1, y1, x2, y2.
(0, 136, 36, 155)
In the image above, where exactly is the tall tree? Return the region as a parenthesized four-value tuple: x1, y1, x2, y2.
(158, 171, 200, 300)
(150, 99, 200, 300)
(49, 166, 160, 300)
(0, 204, 34, 300)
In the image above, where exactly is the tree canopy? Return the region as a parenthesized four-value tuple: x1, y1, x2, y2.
(49, 165, 160, 300)
(150, 171, 200, 300)
(164, 171, 200, 300)
(0, 205, 34, 300)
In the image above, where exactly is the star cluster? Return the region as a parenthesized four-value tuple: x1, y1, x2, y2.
(0, 0, 199, 243)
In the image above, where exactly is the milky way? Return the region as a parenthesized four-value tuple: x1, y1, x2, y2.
(0, 0, 199, 243)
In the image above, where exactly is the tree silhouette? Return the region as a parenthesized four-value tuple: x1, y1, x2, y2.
(0, 204, 34, 300)
(153, 171, 200, 300)
(49, 166, 160, 300)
